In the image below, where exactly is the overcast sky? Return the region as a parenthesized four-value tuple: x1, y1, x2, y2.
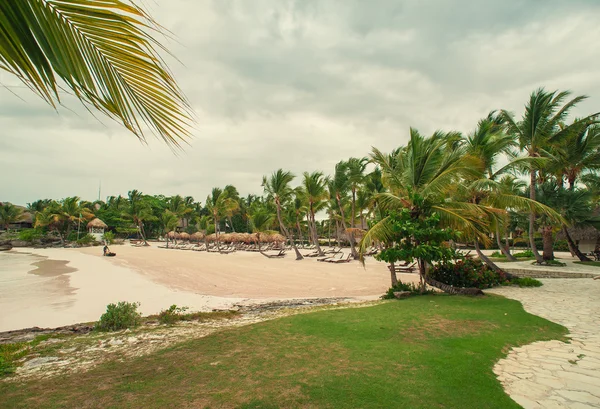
(2, 0, 600, 206)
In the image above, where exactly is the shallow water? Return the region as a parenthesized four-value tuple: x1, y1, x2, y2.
(0, 249, 242, 332)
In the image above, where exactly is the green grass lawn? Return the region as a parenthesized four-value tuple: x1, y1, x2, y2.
(0, 295, 566, 409)
(574, 261, 600, 268)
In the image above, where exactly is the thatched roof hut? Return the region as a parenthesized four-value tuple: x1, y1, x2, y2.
(87, 218, 108, 230)
(556, 226, 599, 241)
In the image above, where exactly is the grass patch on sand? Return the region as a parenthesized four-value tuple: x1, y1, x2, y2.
(0, 296, 566, 409)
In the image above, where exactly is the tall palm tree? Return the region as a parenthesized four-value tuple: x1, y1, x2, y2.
(123, 190, 155, 244)
(262, 169, 303, 260)
(301, 171, 329, 256)
(160, 210, 179, 248)
(205, 187, 239, 251)
(330, 161, 358, 258)
(501, 88, 598, 263)
(249, 207, 276, 253)
(223, 185, 241, 232)
(0, 203, 24, 230)
(346, 157, 369, 228)
(362, 129, 490, 286)
(1, 0, 192, 146)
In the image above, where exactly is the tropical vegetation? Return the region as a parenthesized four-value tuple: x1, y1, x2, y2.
(4, 87, 600, 290)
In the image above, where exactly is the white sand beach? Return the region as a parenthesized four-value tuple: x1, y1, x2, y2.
(0, 244, 410, 332)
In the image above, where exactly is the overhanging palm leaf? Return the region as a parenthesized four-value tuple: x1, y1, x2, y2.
(0, 0, 193, 146)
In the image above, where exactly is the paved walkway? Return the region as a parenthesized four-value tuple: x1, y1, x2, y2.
(488, 279, 600, 408)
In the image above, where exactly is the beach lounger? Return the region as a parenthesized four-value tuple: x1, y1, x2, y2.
(326, 253, 352, 263)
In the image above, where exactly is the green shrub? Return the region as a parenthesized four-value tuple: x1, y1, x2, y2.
(0, 343, 28, 377)
(509, 277, 543, 287)
(76, 234, 96, 246)
(96, 301, 142, 331)
(490, 251, 504, 258)
(429, 258, 509, 289)
(553, 240, 569, 252)
(103, 231, 115, 244)
(18, 229, 42, 243)
(513, 250, 534, 258)
(382, 282, 433, 299)
(158, 305, 189, 325)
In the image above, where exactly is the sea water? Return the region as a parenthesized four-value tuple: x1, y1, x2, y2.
(0, 251, 76, 331)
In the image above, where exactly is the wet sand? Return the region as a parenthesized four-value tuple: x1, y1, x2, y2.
(0, 244, 413, 332)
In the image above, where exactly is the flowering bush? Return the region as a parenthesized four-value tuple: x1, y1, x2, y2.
(429, 259, 509, 289)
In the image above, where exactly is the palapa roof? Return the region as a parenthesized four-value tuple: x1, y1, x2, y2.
(87, 218, 108, 229)
(556, 226, 599, 241)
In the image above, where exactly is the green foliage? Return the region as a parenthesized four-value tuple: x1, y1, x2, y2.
(103, 231, 115, 244)
(76, 234, 96, 246)
(0, 343, 28, 376)
(429, 258, 509, 289)
(158, 305, 189, 325)
(509, 277, 543, 287)
(513, 250, 534, 258)
(375, 209, 461, 267)
(18, 228, 42, 242)
(382, 282, 433, 299)
(96, 301, 142, 331)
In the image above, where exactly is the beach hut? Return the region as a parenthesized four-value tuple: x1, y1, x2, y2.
(87, 218, 108, 242)
(557, 226, 599, 254)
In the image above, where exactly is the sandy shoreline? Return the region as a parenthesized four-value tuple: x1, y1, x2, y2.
(0, 244, 407, 331)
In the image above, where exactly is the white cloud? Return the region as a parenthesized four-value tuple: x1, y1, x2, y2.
(1, 0, 600, 205)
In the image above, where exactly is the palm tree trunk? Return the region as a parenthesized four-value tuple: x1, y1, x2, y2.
(336, 193, 357, 258)
(542, 225, 554, 261)
(228, 216, 235, 233)
(474, 240, 510, 276)
(276, 200, 303, 260)
(562, 226, 590, 261)
(351, 188, 356, 228)
(495, 226, 517, 261)
(310, 208, 324, 256)
(529, 169, 544, 263)
(296, 217, 304, 245)
(389, 261, 398, 287)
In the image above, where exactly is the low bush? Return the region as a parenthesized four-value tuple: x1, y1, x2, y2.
(513, 250, 534, 258)
(76, 234, 97, 246)
(18, 229, 42, 243)
(509, 277, 543, 287)
(429, 259, 509, 289)
(490, 251, 504, 258)
(0, 343, 28, 377)
(103, 231, 115, 245)
(96, 301, 141, 331)
(158, 305, 189, 325)
(382, 282, 433, 299)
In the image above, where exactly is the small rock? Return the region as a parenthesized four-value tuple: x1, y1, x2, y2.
(108, 338, 123, 346)
(23, 357, 60, 368)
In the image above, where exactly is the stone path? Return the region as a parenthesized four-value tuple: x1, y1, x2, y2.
(488, 279, 600, 408)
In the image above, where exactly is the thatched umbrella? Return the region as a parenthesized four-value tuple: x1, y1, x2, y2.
(220, 233, 232, 243)
(167, 231, 176, 239)
(179, 232, 190, 241)
(206, 233, 217, 243)
(266, 233, 286, 243)
(87, 218, 108, 230)
(191, 232, 205, 242)
(174, 232, 181, 240)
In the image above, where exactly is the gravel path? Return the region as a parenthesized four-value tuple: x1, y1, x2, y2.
(488, 279, 600, 408)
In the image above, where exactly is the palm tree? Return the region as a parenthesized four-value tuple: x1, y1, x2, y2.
(1, 0, 192, 146)
(205, 187, 239, 251)
(123, 190, 155, 244)
(330, 161, 358, 258)
(362, 129, 490, 288)
(160, 211, 179, 248)
(501, 88, 598, 263)
(301, 171, 329, 256)
(249, 207, 276, 254)
(0, 203, 24, 230)
(222, 185, 241, 232)
(262, 170, 303, 260)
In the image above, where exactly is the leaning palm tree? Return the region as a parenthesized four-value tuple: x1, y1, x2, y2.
(0, 203, 24, 230)
(1, 1, 193, 146)
(501, 88, 599, 263)
(330, 161, 358, 258)
(262, 170, 303, 260)
(122, 190, 155, 244)
(249, 208, 276, 254)
(300, 171, 329, 256)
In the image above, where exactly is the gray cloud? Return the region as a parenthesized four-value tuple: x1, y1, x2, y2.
(1, 0, 600, 205)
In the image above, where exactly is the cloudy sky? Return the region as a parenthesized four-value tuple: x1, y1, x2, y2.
(2, 0, 600, 206)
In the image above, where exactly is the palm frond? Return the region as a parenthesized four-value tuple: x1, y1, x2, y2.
(0, 0, 193, 146)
